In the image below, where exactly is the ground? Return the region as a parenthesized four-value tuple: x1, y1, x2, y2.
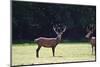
(12, 43, 95, 66)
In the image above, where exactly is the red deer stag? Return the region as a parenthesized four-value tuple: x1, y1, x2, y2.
(85, 24, 96, 55)
(34, 24, 66, 58)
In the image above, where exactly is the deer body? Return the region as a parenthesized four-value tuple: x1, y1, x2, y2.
(90, 37, 96, 48)
(85, 24, 96, 55)
(34, 24, 66, 58)
(34, 37, 60, 47)
(86, 36, 96, 55)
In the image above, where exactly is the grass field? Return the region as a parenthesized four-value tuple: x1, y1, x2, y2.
(12, 43, 95, 66)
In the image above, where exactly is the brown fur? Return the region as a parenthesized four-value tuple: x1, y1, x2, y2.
(34, 37, 58, 47)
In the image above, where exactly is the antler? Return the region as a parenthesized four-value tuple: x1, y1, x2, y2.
(53, 24, 66, 34)
(90, 24, 95, 31)
(86, 24, 95, 32)
(62, 25, 66, 33)
(53, 25, 59, 34)
(86, 25, 89, 32)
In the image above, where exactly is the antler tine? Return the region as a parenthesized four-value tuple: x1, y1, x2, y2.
(53, 26, 56, 31)
(93, 25, 96, 30)
(53, 25, 58, 34)
(62, 25, 66, 32)
(86, 25, 89, 32)
(92, 24, 95, 31)
(90, 24, 95, 28)
(87, 24, 95, 32)
(89, 24, 94, 29)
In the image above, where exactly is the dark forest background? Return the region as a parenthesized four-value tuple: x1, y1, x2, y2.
(12, 1, 96, 43)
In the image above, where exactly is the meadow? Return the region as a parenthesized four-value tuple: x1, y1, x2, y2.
(12, 43, 95, 66)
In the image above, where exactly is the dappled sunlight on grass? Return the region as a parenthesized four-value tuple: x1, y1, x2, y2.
(12, 43, 95, 66)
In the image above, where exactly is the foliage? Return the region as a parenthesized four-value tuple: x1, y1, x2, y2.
(12, 1, 96, 42)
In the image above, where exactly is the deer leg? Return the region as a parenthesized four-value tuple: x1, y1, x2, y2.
(91, 45, 93, 55)
(52, 47, 55, 57)
(94, 46, 96, 56)
(36, 46, 41, 58)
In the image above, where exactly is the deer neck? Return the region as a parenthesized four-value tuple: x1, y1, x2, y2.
(56, 34, 62, 42)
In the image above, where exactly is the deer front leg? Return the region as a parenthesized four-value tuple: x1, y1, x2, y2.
(52, 47, 56, 57)
(36, 46, 41, 58)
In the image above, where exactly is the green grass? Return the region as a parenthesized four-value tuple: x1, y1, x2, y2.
(12, 43, 95, 66)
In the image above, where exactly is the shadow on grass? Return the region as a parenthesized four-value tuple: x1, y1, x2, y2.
(37, 56, 63, 58)
(54, 56, 63, 57)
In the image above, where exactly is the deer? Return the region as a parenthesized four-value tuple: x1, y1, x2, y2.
(34, 24, 66, 58)
(85, 24, 96, 55)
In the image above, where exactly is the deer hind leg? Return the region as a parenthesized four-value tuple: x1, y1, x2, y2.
(91, 45, 93, 55)
(36, 45, 41, 58)
(52, 47, 56, 57)
(94, 46, 96, 56)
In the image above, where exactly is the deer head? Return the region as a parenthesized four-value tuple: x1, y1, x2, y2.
(53, 24, 66, 41)
(85, 24, 95, 39)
